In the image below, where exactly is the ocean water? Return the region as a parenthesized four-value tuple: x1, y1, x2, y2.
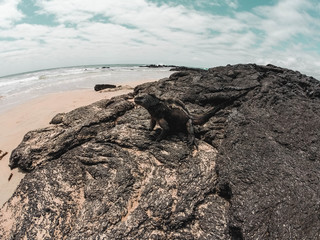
(0, 64, 173, 113)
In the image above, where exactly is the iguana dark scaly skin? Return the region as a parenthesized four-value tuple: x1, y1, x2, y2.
(134, 88, 255, 146)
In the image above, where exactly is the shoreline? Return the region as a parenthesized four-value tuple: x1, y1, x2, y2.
(0, 79, 154, 207)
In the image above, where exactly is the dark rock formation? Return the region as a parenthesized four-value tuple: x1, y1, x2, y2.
(94, 84, 117, 91)
(169, 66, 205, 72)
(140, 64, 203, 72)
(141, 64, 177, 68)
(1, 64, 320, 239)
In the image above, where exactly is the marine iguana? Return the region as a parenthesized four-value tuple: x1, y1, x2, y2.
(134, 89, 255, 146)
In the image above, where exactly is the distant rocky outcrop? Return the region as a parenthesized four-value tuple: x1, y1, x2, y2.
(140, 64, 204, 72)
(169, 66, 205, 72)
(1, 64, 320, 239)
(141, 64, 177, 68)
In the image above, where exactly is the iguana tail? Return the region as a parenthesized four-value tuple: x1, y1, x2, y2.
(192, 86, 257, 125)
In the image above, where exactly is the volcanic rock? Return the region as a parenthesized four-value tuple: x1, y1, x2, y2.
(169, 66, 205, 72)
(142, 64, 177, 68)
(0, 64, 319, 239)
(94, 84, 117, 91)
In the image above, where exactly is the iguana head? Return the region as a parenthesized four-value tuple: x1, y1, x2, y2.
(134, 94, 160, 109)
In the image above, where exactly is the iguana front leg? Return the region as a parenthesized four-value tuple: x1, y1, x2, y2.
(156, 118, 170, 141)
(186, 119, 197, 148)
(149, 118, 156, 131)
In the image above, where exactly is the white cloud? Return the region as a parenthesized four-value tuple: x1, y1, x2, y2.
(0, 0, 24, 28)
(36, 0, 214, 35)
(32, 0, 240, 55)
(226, 0, 238, 9)
(0, 0, 319, 79)
(1, 23, 51, 39)
(255, 49, 320, 79)
(250, 0, 314, 46)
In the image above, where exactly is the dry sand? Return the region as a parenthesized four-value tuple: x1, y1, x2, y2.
(0, 80, 153, 207)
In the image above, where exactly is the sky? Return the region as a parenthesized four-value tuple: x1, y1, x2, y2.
(0, 0, 320, 78)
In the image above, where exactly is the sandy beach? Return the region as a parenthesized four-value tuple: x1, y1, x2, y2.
(0, 80, 153, 207)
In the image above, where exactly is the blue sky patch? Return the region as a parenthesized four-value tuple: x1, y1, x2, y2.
(17, 0, 57, 26)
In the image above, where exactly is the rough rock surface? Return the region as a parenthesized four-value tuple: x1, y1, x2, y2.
(1, 64, 319, 239)
(94, 84, 117, 91)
